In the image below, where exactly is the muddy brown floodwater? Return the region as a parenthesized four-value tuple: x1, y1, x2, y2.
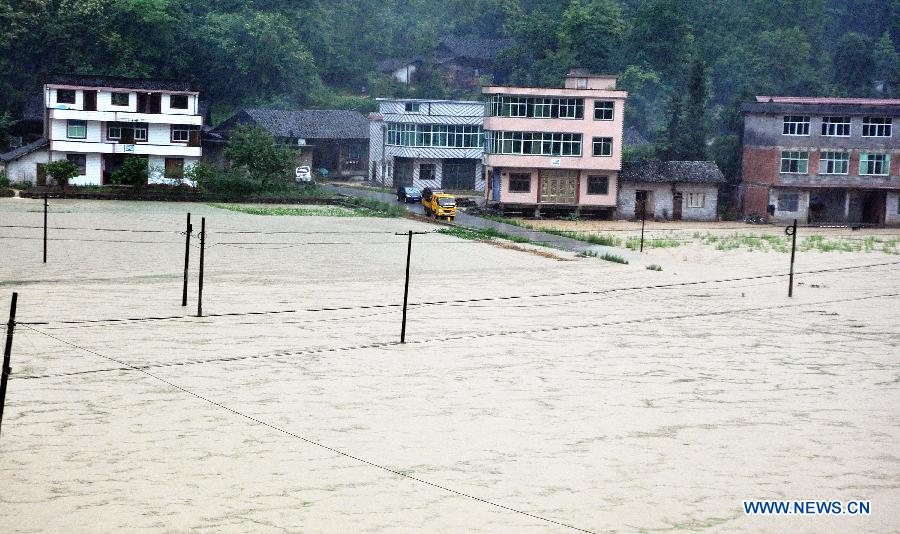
(1, 198, 898, 533)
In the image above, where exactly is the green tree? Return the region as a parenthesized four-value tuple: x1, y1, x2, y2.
(872, 32, 899, 94)
(628, 0, 693, 80)
(224, 125, 296, 187)
(832, 32, 875, 94)
(557, 0, 625, 73)
(44, 160, 79, 188)
(111, 156, 149, 189)
(657, 93, 684, 160)
(682, 59, 708, 160)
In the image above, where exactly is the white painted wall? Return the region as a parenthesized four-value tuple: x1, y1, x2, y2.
(4, 149, 51, 184)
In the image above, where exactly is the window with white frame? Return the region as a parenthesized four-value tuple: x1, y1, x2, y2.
(171, 125, 190, 143)
(592, 137, 613, 157)
(821, 116, 850, 136)
(111, 92, 129, 106)
(57, 89, 76, 104)
(819, 151, 849, 174)
(386, 123, 482, 148)
(169, 94, 189, 109)
(859, 153, 890, 175)
(687, 192, 705, 208)
(593, 101, 614, 120)
(777, 192, 799, 212)
(66, 154, 86, 175)
(66, 119, 86, 139)
(404, 102, 421, 113)
(485, 131, 582, 156)
(783, 115, 810, 135)
(862, 117, 892, 137)
(107, 123, 123, 140)
(780, 150, 808, 173)
(133, 123, 148, 142)
(488, 95, 584, 119)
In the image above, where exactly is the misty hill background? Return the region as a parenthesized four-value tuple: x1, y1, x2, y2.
(1, 0, 898, 172)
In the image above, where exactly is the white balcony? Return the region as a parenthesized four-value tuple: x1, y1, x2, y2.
(48, 108, 203, 126)
(50, 140, 201, 157)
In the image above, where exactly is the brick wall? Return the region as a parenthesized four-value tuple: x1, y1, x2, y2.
(740, 147, 779, 215)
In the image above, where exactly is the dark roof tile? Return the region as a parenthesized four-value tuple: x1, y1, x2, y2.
(620, 161, 725, 184)
(1, 138, 49, 162)
(46, 74, 195, 92)
(214, 109, 370, 139)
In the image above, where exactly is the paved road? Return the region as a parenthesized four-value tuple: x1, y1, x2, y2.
(322, 183, 638, 261)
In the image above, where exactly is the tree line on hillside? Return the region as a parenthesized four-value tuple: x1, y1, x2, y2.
(1, 0, 898, 185)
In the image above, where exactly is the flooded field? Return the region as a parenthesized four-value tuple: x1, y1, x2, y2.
(1, 198, 899, 533)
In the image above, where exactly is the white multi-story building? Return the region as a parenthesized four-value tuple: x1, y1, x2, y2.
(368, 99, 485, 191)
(6, 75, 203, 186)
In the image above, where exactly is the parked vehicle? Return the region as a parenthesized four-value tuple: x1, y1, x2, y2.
(295, 166, 312, 182)
(396, 186, 422, 203)
(422, 192, 457, 220)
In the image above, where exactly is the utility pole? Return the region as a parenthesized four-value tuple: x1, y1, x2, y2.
(197, 217, 206, 317)
(182, 213, 192, 306)
(1, 292, 18, 438)
(396, 230, 428, 343)
(785, 219, 798, 297)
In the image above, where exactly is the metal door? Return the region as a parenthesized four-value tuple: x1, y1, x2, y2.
(539, 170, 577, 204)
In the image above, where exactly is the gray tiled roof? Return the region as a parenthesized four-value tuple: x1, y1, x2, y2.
(0, 138, 48, 162)
(437, 36, 514, 62)
(216, 109, 370, 140)
(620, 161, 725, 184)
(47, 74, 195, 92)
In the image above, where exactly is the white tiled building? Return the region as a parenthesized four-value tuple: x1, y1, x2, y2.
(3, 75, 203, 186)
(368, 99, 485, 191)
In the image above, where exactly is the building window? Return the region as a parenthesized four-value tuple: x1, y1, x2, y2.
(107, 123, 123, 140)
(419, 163, 436, 181)
(777, 192, 799, 212)
(171, 125, 190, 142)
(488, 95, 584, 119)
(508, 173, 531, 192)
(587, 175, 608, 195)
(170, 94, 189, 109)
(592, 137, 613, 157)
(66, 154, 86, 175)
(687, 192, 706, 208)
(593, 101, 614, 120)
(821, 116, 850, 136)
(386, 123, 483, 148)
(859, 153, 890, 176)
(133, 123, 148, 142)
(346, 144, 361, 162)
(782, 115, 810, 136)
(404, 102, 421, 113)
(111, 92, 129, 106)
(486, 131, 582, 156)
(56, 89, 76, 104)
(66, 119, 87, 139)
(862, 117, 892, 137)
(780, 150, 808, 173)
(164, 158, 184, 179)
(819, 151, 849, 174)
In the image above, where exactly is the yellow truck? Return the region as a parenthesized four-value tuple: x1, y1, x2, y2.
(421, 188, 457, 221)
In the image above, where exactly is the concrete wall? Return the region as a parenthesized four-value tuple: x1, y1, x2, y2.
(886, 192, 900, 224)
(617, 182, 719, 221)
(769, 188, 810, 222)
(4, 149, 51, 184)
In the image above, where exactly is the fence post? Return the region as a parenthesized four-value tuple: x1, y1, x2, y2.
(396, 230, 428, 343)
(0, 292, 18, 438)
(43, 194, 48, 263)
(639, 201, 646, 253)
(197, 217, 205, 317)
(182, 213, 192, 307)
(785, 218, 798, 297)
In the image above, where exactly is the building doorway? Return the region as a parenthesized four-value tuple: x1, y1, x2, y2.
(393, 158, 413, 187)
(809, 189, 847, 223)
(860, 191, 886, 225)
(102, 154, 127, 185)
(635, 190, 654, 219)
(539, 170, 578, 204)
(442, 159, 476, 190)
(672, 192, 683, 220)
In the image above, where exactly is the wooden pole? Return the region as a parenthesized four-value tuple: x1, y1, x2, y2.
(0, 292, 18, 438)
(786, 218, 798, 297)
(43, 194, 48, 263)
(400, 230, 412, 343)
(182, 213, 192, 306)
(197, 217, 205, 317)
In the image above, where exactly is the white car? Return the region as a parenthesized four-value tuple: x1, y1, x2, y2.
(295, 166, 312, 182)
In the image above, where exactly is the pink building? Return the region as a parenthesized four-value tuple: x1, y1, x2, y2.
(483, 70, 627, 216)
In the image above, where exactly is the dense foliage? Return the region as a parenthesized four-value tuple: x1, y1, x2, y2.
(1, 0, 897, 182)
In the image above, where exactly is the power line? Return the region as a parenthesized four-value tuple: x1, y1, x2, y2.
(18, 259, 900, 328)
(16, 323, 596, 533)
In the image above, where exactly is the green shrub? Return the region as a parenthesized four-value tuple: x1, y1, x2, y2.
(600, 252, 629, 264)
(0, 172, 9, 188)
(44, 159, 79, 187)
(110, 156, 149, 189)
(646, 264, 663, 271)
(0, 188, 14, 197)
(12, 180, 32, 190)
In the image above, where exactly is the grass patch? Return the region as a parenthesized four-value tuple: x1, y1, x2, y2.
(696, 232, 899, 254)
(210, 204, 360, 217)
(600, 252, 629, 264)
(341, 196, 408, 217)
(437, 226, 534, 244)
(577, 250, 599, 258)
(625, 236, 682, 250)
(646, 264, 663, 271)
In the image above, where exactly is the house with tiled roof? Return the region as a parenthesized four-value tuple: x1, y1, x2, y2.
(617, 161, 725, 221)
(377, 36, 513, 88)
(741, 96, 900, 224)
(209, 109, 370, 179)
